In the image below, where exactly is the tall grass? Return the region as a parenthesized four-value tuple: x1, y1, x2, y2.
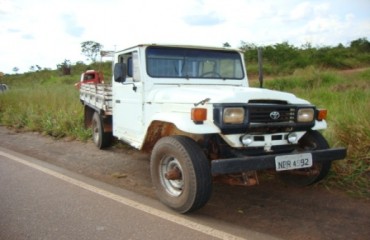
(265, 67, 370, 197)
(0, 62, 113, 140)
(0, 83, 91, 140)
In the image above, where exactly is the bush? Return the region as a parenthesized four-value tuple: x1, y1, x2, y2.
(243, 37, 370, 75)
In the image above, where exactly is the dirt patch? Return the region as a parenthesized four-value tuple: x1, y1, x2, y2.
(339, 67, 370, 75)
(1, 126, 369, 240)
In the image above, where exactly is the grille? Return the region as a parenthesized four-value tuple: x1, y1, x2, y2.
(249, 106, 295, 123)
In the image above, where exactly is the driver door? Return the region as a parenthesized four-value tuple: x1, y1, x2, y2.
(112, 51, 144, 147)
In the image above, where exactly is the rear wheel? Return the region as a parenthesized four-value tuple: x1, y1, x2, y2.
(150, 136, 212, 213)
(92, 112, 112, 149)
(279, 131, 332, 186)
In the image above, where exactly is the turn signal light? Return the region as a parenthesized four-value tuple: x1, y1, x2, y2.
(317, 109, 327, 121)
(191, 108, 207, 124)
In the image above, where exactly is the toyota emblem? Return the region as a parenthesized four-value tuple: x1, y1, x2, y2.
(270, 111, 280, 120)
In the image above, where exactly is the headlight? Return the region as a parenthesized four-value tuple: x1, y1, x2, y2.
(297, 108, 314, 122)
(223, 107, 245, 124)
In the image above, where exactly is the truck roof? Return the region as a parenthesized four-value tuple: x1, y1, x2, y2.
(117, 43, 244, 53)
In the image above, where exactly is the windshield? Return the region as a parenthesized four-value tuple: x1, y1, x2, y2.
(146, 47, 244, 79)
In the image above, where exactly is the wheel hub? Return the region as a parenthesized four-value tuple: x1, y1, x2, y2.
(165, 167, 182, 180)
(160, 157, 184, 197)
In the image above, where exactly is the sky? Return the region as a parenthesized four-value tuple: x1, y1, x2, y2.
(1, 0, 369, 74)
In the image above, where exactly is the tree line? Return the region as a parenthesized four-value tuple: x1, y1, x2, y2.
(76, 38, 370, 76)
(10, 38, 370, 75)
(237, 37, 370, 75)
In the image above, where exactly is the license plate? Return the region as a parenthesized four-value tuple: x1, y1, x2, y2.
(275, 153, 313, 171)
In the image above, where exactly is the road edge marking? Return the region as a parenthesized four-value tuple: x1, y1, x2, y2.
(1, 150, 247, 240)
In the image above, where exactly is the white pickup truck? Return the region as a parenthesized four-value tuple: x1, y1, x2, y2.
(80, 44, 346, 213)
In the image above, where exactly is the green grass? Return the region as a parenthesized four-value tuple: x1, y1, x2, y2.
(264, 67, 370, 197)
(0, 83, 91, 140)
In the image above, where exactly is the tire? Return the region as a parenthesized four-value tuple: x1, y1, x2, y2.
(150, 136, 212, 213)
(92, 112, 112, 149)
(279, 131, 332, 186)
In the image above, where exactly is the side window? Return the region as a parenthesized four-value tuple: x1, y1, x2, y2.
(116, 51, 140, 81)
(127, 57, 133, 77)
(117, 53, 133, 78)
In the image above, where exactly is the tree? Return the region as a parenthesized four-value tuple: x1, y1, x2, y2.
(263, 42, 299, 65)
(12, 67, 19, 74)
(29, 65, 42, 72)
(239, 41, 257, 51)
(81, 41, 103, 62)
(350, 38, 370, 52)
(240, 41, 259, 62)
(57, 59, 72, 75)
(223, 42, 231, 48)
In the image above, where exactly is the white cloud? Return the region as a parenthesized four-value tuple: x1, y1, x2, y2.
(0, 0, 13, 14)
(290, 2, 312, 20)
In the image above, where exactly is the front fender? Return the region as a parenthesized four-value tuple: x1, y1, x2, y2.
(147, 112, 220, 134)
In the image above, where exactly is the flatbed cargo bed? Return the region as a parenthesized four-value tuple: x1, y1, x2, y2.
(80, 84, 112, 115)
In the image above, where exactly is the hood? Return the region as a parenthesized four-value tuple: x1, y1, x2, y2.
(146, 85, 310, 105)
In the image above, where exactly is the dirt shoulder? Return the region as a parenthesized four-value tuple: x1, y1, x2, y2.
(1, 126, 369, 240)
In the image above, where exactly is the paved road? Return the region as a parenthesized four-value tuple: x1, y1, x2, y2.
(0, 147, 278, 240)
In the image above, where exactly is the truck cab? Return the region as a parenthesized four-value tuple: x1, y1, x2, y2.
(75, 70, 104, 89)
(81, 44, 346, 213)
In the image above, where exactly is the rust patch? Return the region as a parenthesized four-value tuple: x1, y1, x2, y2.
(213, 171, 259, 186)
(165, 167, 182, 180)
(102, 116, 112, 132)
(142, 121, 177, 152)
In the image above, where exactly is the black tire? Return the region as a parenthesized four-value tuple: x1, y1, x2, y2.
(279, 131, 332, 186)
(92, 112, 112, 149)
(150, 136, 212, 213)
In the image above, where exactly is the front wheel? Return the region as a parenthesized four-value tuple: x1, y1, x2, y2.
(279, 131, 332, 186)
(150, 136, 212, 213)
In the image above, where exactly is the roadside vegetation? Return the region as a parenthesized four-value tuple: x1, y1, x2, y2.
(0, 61, 111, 140)
(1, 38, 369, 198)
(254, 67, 370, 198)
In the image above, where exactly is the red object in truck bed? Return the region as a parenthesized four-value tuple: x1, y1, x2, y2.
(75, 70, 104, 89)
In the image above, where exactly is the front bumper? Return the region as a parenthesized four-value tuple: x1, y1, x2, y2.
(211, 148, 347, 175)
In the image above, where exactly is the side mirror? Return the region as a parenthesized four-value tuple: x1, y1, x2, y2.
(114, 63, 127, 83)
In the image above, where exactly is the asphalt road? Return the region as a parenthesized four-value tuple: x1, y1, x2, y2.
(0, 147, 278, 240)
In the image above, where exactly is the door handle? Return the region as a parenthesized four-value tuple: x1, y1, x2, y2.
(115, 100, 121, 103)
